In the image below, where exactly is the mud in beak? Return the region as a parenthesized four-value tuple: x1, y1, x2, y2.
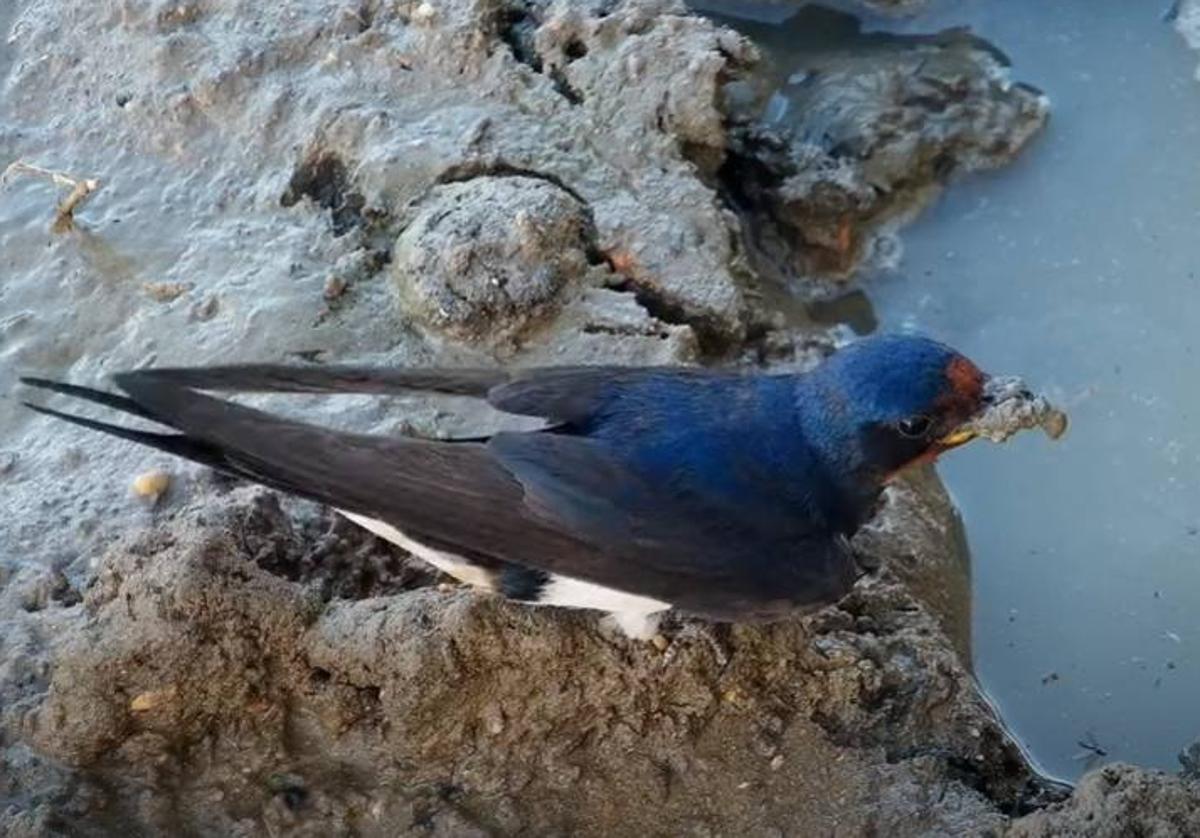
(939, 375, 1069, 449)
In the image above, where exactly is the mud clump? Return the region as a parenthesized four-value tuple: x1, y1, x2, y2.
(393, 175, 594, 342)
(723, 6, 1047, 283)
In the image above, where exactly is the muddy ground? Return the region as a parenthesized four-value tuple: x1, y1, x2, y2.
(2, 0, 1198, 834)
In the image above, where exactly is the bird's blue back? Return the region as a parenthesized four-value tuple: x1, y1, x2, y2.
(564, 372, 844, 535)
(560, 335, 966, 537)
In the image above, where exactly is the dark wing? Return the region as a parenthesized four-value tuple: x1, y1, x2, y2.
(116, 364, 511, 397)
(20, 371, 856, 619)
(487, 432, 857, 618)
(112, 363, 715, 425)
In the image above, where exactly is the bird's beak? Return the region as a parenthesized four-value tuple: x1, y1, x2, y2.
(940, 375, 1068, 449)
(937, 427, 977, 449)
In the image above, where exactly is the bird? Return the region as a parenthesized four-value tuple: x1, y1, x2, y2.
(20, 333, 1022, 639)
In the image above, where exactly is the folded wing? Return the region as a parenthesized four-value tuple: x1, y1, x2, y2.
(21, 365, 856, 619)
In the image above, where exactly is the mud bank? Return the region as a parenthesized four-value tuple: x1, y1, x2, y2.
(2, 484, 1041, 835)
(1, 0, 1195, 834)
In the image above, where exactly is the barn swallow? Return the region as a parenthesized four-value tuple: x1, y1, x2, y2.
(20, 334, 1064, 638)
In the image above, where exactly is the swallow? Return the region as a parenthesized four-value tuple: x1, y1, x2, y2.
(19, 334, 1064, 639)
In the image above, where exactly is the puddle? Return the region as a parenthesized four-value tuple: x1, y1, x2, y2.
(701, 0, 1200, 780)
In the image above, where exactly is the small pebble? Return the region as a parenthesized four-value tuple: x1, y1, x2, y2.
(189, 294, 220, 322)
(323, 274, 348, 301)
(132, 469, 171, 503)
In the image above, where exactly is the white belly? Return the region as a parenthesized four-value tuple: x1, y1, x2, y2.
(338, 510, 496, 590)
(337, 510, 671, 639)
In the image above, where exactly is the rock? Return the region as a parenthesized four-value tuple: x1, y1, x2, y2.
(723, 6, 1047, 283)
(392, 176, 593, 342)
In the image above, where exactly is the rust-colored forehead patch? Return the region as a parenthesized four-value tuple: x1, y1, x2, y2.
(944, 356, 984, 402)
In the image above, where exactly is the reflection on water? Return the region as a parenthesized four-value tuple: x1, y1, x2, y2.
(703, 0, 1200, 780)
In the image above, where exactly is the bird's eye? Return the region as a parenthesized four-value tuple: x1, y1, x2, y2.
(897, 415, 932, 438)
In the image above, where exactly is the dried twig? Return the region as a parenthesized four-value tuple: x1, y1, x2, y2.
(1, 160, 102, 232)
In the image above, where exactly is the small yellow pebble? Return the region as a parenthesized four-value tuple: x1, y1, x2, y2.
(132, 469, 171, 502)
(130, 686, 176, 712)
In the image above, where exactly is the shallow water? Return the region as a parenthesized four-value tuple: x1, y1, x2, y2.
(702, 0, 1200, 780)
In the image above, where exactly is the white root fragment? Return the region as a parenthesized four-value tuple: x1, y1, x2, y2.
(1, 160, 102, 231)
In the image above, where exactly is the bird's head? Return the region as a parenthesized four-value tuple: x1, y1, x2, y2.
(808, 334, 1007, 485)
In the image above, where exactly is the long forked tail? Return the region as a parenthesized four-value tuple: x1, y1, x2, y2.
(18, 363, 514, 471)
(20, 361, 514, 453)
(100, 364, 511, 396)
(19, 377, 288, 489)
(18, 371, 535, 562)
